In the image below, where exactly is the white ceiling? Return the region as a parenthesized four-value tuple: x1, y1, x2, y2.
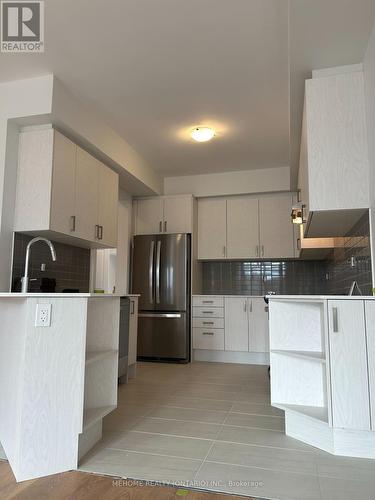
(0, 0, 374, 184)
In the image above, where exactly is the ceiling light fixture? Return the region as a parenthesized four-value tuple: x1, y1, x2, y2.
(190, 127, 215, 142)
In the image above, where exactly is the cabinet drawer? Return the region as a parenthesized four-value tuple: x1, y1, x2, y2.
(193, 328, 224, 350)
(193, 296, 224, 308)
(192, 317, 224, 329)
(193, 306, 224, 318)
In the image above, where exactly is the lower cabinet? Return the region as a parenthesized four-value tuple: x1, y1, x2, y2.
(192, 296, 269, 355)
(328, 300, 371, 430)
(365, 301, 375, 430)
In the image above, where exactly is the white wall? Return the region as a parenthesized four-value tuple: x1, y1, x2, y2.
(164, 166, 290, 197)
(364, 20, 375, 285)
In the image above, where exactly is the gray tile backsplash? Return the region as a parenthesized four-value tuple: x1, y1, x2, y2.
(202, 212, 373, 296)
(11, 233, 91, 293)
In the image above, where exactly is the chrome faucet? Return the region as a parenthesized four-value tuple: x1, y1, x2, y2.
(21, 237, 57, 293)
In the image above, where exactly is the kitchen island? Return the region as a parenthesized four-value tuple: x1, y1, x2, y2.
(0, 293, 124, 482)
(268, 295, 375, 459)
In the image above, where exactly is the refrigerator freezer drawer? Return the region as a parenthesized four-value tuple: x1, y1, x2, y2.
(193, 328, 224, 350)
(138, 312, 189, 360)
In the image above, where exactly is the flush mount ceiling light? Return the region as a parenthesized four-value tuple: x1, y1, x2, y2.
(190, 127, 215, 142)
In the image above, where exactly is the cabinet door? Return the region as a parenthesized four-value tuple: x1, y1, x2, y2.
(50, 131, 77, 235)
(365, 301, 375, 430)
(224, 297, 249, 351)
(136, 198, 164, 235)
(227, 196, 259, 259)
(75, 148, 99, 242)
(198, 198, 227, 259)
(163, 196, 192, 233)
(97, 161, 118, 247)
(328, 300, 370, 430)
(128, 298, 138, 366)
(259, 196, 294, 258)
(249, 298, 269, 352)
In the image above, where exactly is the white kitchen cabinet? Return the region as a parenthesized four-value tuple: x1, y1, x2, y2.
(163, 196, 192, 233)
(14, 128, 119, 248)
(134, 195, 193, 235)
(364, 302, 375, 430)
(249, 298, 269, 352)
(226, 197, 259, 259)
(328, 300, 370, 431)
(224, 297, 249, 351)
(49, 131, 76, 235)
(128, 296, 139, 378)
(298, 68, 370, 237)
(135, 197, 164, 234)
(259, 196, 295, 259)
(75, 147, 99, 242)
(198, 198, 227, 259)
(197, 194, 295, 260)
(97, 161, 119, 247)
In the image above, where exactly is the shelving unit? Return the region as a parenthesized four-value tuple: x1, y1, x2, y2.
(273, 403, 328, 423)
(83, 405, 116, 430)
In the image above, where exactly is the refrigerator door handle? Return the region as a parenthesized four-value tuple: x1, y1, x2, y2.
(139, 313, 182, 318)
(149, 240, 155, 304)
(156, 240, 161, 304)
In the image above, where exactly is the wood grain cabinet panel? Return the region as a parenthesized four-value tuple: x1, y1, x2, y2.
(328, 300, 370, 430)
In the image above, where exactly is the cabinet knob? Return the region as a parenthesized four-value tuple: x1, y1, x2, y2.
(70, 215, 76, 232)
(159, 221, 162, 232)
(164, 221, 167, 232)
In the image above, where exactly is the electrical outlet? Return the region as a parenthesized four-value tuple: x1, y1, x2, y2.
(35, 303, 52, 327)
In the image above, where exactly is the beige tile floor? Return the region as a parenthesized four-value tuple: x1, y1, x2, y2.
(79, 362, 375, 500)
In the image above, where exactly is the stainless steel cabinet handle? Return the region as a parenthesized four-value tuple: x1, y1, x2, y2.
(244, 300, 247, 312)
(202, 311, 214, 314)
(159, 221, 162, 232)
(332, 307, 339, 332)
(99, 225, 103, 240)
(202, 332, 214, 336)
(131, 300, 135, 315)
(202, 300, 214, 304)
(249, 299, 253, 313)
(202, 321, 214, 325)
(223, 246, 226, 257)
(149, 241, 155, 304)
(256, 246, 259, 257)
(95, 224, 99, 239)
(156, 240, 161, 304)
(164, 221, 167, 232)
(297, 189, 302, 203)
(261, 245, 265, 257)
(70, 215, 76, 232)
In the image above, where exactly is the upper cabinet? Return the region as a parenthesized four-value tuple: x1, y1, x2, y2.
(299, 68, 370, 237)
(133, 195, 193, 235)
(14, 128, 119, 248)
(198, 194, 295, 260)
(197, 198, 227, 259)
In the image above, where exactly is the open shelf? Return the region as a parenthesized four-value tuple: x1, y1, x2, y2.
(83, 406, 116, 431)
(273, 403, 328, 423)
(271, 350, 326, 363)
(85, 350, 117, 366)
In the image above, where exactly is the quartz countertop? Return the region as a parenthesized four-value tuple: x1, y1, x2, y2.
(266, 294, 375, 301)
(193, 294, 265, 298)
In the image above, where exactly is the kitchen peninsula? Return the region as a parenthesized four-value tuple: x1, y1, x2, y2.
(0, 293, 123, 482)
(268, 295, 375, 459)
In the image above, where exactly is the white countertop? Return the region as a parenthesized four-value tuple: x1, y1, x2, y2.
(267, 294, 375, 301)
(193, 294, 264, 298)
(0, 293, 139, 298)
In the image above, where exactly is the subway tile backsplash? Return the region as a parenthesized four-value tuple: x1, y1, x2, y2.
(202, 212, 373, 296)
(11, 233, 91, 293)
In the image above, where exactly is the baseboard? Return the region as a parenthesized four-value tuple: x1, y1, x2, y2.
(193, 349, 270, 365)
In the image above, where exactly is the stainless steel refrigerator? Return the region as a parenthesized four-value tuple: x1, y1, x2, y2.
(131, 233, 191, 363)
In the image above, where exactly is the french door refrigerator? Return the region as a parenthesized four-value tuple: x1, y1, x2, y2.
(131, 233, 191, 363)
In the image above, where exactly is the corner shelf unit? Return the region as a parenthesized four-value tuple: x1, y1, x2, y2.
(269, 299, 331, 428)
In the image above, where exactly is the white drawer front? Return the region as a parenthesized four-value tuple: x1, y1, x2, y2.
(193, 296, 224, 308)
(193, 328, 224, 350)
(193, 306, 224, 318)
(192, 317, 224, 329)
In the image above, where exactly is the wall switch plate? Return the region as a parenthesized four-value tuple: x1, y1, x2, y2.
(35, 303, 52, 327)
